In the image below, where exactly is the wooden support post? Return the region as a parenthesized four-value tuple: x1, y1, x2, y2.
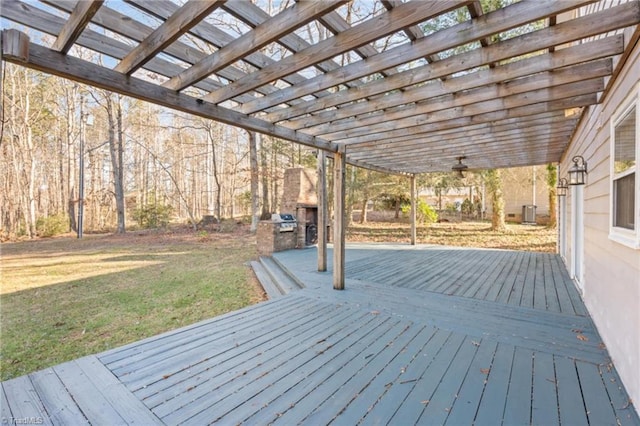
(1, 29, 29, 62)
(333, 148, 346, 290)
(248, 131, 260, 233)
(410, 174, 417, 245)
(317, 149, 327, 272)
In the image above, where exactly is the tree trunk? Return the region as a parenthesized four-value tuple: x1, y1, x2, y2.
(486, 169, 506, 231)
(359, 198, 368, 224)
(107, 95, 126, 234)
(209, 126, 222, 221)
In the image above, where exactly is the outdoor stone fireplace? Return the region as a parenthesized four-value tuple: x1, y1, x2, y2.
(281, 167, 318, 248)
(256, 167, 318, 255)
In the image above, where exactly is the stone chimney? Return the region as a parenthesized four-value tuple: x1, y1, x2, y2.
(281, 168, 317, 213)
(281, 168, 318, 247)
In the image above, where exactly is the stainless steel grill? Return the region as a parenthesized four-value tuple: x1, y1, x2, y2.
(271, 213, 296, 232)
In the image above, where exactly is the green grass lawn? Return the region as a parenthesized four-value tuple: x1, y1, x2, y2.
(0, 226, 265, 381)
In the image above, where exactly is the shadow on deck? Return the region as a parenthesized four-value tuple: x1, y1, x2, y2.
(2, 244, 638, 425)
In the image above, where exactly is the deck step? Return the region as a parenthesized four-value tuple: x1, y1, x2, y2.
(252, 256, 304, 298)
(250, 260, 283, 299)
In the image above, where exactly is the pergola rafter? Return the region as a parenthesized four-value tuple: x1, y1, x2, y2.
(3, 0, 639, 173)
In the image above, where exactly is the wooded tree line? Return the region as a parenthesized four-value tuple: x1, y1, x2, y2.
(0, 63, 319, 239)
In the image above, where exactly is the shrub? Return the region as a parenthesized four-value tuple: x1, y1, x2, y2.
(401, 200, 438, 224)
(461, 198, 474, 215)
(219, 219, 237, 233)
(36, 213, 69, 237)
(133, 203, 173, 229)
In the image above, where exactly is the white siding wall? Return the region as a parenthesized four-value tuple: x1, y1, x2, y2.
(561, 27, 640, 414)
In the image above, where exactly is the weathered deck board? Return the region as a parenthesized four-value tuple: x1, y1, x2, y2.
(473, 343, 515, 425)
(29, 368, 89, 425)
(343, 247, 585, 316)
(250, 319, 411, 425)
(52, 361, 127, 425)
(1, 384, 14, 423)
(295, 323, 427, 424)
(555, 355, 590, 426)
(577, 360, 621, 425)
(113, 298, 328, 390)
(137, 302, 339, 406)
(101, 294, 303, 370)
(2, 244, 638, 425)
(2, 375, 53, 426)
(159, 304, 374, 423)
(443, 339, 499, 425)
(531, 351, 559, 426)
(502, 347, 534, 425)
(329, 325, 439, 424)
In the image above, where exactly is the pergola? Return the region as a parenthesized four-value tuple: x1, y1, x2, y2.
(2, 0, 639, 288)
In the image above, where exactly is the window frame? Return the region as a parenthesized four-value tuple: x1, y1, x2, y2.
(609, 86, 640, 249)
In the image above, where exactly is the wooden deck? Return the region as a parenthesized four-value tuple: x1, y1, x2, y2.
(2, 244, 638, 425)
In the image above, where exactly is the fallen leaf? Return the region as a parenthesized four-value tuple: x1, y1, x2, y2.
(577, 334, 589, 342)
(598, 342, 606, 350)
(471, 341, 481, 347)
(421, 400, 430, 405)
(571, 328, 583, 333)
(371, 310, 380, 315)
(480, 368, 490, 375)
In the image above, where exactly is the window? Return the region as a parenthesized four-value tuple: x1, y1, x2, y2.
(610, 95, 639, 249)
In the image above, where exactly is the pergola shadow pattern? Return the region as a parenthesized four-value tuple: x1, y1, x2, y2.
(2, 245, 639, 425)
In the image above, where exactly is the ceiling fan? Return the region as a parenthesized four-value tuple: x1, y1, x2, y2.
(452, 156, 468, 178)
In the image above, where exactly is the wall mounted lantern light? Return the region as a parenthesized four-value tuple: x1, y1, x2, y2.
(557, 178, 568, 196)
(568, 155, 588, 185)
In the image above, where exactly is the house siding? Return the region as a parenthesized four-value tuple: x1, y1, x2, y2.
(561, 21, 640, 415)
(501, 166, 551, 222)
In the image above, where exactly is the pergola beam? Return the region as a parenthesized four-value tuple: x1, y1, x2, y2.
(3, 35, 336, 154)
(52, 0, 103, 54)
(331, 78, 603, 144)
(335, 92, 598, 146)
(308, 60, 611, 138)
(347, 122, 578, 160)
(205, 0, 472, 105)
(246, 0, 595, 116)
(350, 110, 576, 148)
(163, 0, 347, 91)
(264, 1, 629, 124)
(114, 0, 226, 75)
(287, 38, 620, 131)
